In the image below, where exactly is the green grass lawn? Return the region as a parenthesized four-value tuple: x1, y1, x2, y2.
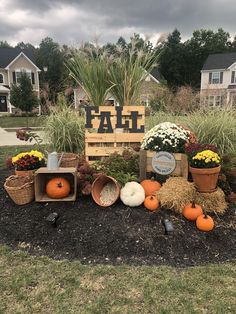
(0, 245, 235, 314)
(0, 116, 45, 128)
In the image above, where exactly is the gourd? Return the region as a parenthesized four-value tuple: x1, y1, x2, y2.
(140, 178, 161, 196)
(196, 213, 214, 232)
(182, 200, 203, 221)
(120, 181, 145, 207)
(46, 177, 70, 199)
(144, 195, 159, 211)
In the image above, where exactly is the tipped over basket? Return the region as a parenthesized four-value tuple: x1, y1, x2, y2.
(4, 175, 34, 205)
(91, 174, 120, 207)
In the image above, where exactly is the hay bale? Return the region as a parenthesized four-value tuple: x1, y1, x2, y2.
(195, 188, 227, 214)
(156, 177, 195, 213)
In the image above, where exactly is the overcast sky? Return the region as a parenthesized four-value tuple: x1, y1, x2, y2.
(0, 0, 235, 47)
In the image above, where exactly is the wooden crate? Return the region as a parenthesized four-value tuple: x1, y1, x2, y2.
(85, 106, 145, 162)
(34, 167, 77, 202)
(139, 150, 189, 180)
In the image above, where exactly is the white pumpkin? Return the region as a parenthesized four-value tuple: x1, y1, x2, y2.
(120, 181, 145, 207)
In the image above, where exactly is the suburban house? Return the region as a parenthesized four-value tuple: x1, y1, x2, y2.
(73, 67, 161, 108)
(0, 47, 41, 113)
(200, 52, 236, 107)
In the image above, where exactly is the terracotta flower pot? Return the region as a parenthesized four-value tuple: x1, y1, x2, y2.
(15, 169, 35, 177)
(91, 174, 120, 207)
(189, 166, 221, 193)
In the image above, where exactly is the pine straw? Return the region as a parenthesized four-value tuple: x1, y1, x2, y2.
(156, 177, 195, 214)
(156, 177, 228, 214)
(195, 188, 227, 214)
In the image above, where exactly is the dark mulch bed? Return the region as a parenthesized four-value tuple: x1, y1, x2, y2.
(0, 169, 235, 267)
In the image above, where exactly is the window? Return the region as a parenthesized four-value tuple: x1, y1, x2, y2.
(231, 71, 236, 84)
(212, 72, 220, 84)
(204, 95, 223, 107)
(215, 95, 222, 106)
(209, 71, 223, 84)
(15, 71, 31, 84)
(0, 74, 4, 84)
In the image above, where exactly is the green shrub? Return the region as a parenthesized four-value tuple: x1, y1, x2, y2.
(44, 96, 84, 153)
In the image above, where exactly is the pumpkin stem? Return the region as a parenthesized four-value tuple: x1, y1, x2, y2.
(191, 199, 196, 208)
(202, 205, 208, 218)
(57, 182, 63, 188)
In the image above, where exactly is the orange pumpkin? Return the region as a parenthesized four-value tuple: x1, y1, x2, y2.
(140, 178, 161, 196)
(196, 213, 214, 232)
(144, 195, 159, 211)
(182, 200, 203, 221)
(46, 177, 70, 199)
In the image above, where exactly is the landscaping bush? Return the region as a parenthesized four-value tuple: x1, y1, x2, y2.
(44, 95, 84, 153)
(150, 86, 200, 114)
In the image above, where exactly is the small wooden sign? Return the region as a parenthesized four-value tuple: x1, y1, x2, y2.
(152, 152, 176, 175)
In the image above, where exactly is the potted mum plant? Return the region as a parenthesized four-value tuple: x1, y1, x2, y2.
(141, 122, 192, 153)
(12, 150, 46, 176)
(189, 149, 221, 193)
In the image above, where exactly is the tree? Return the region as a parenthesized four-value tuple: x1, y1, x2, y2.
(158, 29, 185, 89)
(10, 72, 38, 128)
(0, 40, 11, 47)
(36, 37, 65, 103)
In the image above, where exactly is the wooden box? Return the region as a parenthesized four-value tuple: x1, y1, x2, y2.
(34, 167, 77, 202)
(139, 150, 189, 180)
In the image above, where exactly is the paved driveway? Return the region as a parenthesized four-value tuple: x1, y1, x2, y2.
(0, 127, 45, 146)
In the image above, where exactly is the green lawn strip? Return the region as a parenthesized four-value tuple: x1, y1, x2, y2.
(0, 146, 38, 168)
(0, 117, 45, 128)
(0, 245, 235, 314)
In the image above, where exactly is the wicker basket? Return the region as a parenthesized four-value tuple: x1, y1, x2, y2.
(58, 153, 79, 168)
(4, 175, 34, 205)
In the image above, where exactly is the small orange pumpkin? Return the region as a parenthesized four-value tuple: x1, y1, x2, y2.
(144, 195, 159, 211)
(46, 177, 70, 199)
(196, 213, 214, 232)
(140, 178, 161, 196)
(182, 200, 203, 221)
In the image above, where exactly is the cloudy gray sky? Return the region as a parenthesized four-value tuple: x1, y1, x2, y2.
(0, 0, 235, 46)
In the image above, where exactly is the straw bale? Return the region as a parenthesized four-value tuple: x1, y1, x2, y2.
(195, 188, 227, 214)
(156, 177, 195, 213)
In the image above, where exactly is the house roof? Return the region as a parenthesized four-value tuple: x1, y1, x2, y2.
(202, 52, 236, 70)
(0, 47, 36, 68)
(150, 67, 161, 81)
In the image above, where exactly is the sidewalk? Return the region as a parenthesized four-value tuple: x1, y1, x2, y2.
(0, 127, 45, 146)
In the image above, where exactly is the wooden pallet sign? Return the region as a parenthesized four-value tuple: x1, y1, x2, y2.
(85, 106, 145, 162)
(139, 149, 189, 180)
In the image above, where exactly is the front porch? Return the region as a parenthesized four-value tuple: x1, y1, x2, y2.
(0, 86, 12, 113)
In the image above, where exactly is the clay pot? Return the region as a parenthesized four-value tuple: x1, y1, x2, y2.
(189, 166, 221, 193)
(91, 174, 120, 207)
(15, 169, 35, 177)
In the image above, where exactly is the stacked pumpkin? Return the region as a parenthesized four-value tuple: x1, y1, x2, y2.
(120, 178, 161, 212)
